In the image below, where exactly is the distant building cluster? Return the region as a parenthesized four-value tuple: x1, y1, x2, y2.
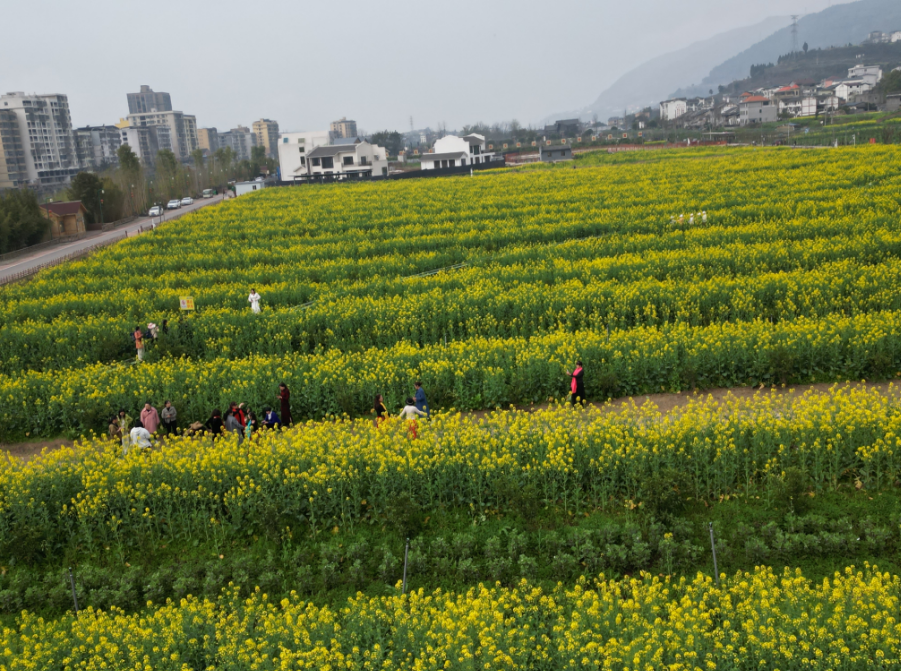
(658, 63, 890, 129)
(0, 83, 288, 193)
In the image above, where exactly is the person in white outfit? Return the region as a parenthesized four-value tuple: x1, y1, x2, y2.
(126, 421, 153, 455)
(248, 288, 261, 313)
(399, 396, 427, 438)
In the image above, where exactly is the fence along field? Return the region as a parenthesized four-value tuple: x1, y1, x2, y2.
(1, 146, 901, 439)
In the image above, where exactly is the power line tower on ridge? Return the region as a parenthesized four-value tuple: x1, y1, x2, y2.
(790, 15, 800, 53)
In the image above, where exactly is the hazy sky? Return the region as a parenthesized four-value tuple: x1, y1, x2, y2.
(3, 0, 837, 133)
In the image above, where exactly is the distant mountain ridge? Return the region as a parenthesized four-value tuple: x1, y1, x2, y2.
(547, 0, 901, 124)
(701, 0, 901, 90)
(580, 16, 789, 121)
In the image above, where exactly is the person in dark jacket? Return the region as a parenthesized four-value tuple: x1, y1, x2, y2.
(413, 381, 428, 416)
(373, 394, 387, 428)
(262, 407, 281, 430)
(567, 361, 585, 405)
(278, 383, 292, 426)
(205, 409, 224, 436)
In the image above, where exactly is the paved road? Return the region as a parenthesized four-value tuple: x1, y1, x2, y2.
(0, 194, 228, 283)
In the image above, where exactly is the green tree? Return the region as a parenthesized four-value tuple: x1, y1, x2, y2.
(117, 143, 141, 175)
(0, 189, 49, 253)
(67, 172, 104, 224)
(191, 149, 205, 170)
(803, 42, 809, 54)
(369, 130, 404, 156)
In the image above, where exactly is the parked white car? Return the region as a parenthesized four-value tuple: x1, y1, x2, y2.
(148, 206, 164, 217)
(180, 197, 194, 206)
(166, 199, 181, 210)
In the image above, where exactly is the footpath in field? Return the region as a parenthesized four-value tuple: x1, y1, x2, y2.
(3, 379, 896, 462)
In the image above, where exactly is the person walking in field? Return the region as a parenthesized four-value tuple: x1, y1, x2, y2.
(248, 288, 262, 314)
(140, 401, 160, 435)
(134, 326, 145, 362)
(567, 361, 585, 406)
(161, 401, 177, 435)
(373, 394, 388, 428)
(413, 381, 429, 417)
(399, 396, 427, 438)
(278, 383, 292, 426)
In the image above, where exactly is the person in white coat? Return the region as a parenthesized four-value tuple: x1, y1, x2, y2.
(248, 288, 261, 313)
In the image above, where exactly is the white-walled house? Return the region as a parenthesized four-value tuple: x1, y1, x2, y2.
(420, 134, 495, 170)
(778, 96, 819, 117)
(659, 99, 687, 122)
(847, 64, 883, 86)
(305, 141, 388, 178)
(739, 96, 777, 125)
(835, 80, 872, 101)
(277, 130, 332, 181)
(420, 133, 494, 170)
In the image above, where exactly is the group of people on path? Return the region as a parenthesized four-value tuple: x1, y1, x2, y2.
(373, 381, 430, 438)
(108, 383, 293, 454)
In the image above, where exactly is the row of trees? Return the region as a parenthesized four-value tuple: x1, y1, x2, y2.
(56, 143, 274, 223)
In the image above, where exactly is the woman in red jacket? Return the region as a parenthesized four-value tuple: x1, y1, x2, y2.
(278, 383, 293, 426)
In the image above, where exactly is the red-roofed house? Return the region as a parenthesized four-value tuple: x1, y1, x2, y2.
(739, 96, 777, 125)
(39, 201, 87, 238)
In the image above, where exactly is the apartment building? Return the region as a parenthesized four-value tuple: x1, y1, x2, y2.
(219, 126, 256, 161)
(252, 119, 280, 158)
(125, 110, 198, 160)
(75, 125, 122, 169)
(0, 109, 28, 190)
(116, 118, 160, 165)
(330, 117, 358, 139)
(0, 92, 81, 188)
(198, 127, 219, 154)
(277, 130, 332, 181)
(127, 85, 172, 114)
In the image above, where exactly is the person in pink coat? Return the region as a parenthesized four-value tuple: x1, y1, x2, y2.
(140, 401, 161, 434)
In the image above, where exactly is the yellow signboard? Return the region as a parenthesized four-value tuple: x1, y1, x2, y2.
(179, 296, 195, 311)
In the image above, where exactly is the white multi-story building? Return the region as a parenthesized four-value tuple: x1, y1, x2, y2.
(892, 30, 901, 42)
(0, 92, 82, 188)
(847, 64, 883, 86)
(421, 134, 494, 170)
(659, 99, 688, 122)
(125, 109, 198, 160)
(277, 130, 332, 181)
(778, 96, 819, 118)
(739, 96, 778, 125)
(306, 141, 388, 178)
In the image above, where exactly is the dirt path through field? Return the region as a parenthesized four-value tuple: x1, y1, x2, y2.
(3, 381, 898, 463)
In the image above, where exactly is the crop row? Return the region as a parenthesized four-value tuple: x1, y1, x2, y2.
(2, 383, 899, 561)
(3, 567, 900, 670)
(4, 254, 901, 374)
(1, 307, 900, 439)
